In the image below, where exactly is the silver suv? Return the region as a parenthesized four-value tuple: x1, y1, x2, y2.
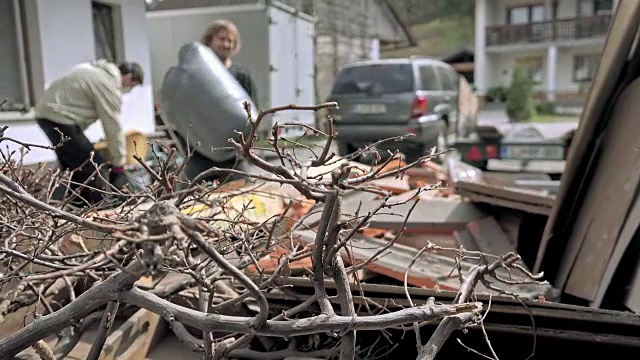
(327, 57, 460, 162)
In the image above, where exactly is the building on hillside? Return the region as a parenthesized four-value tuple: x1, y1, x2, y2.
(0, 0, 155, 165)
(149, 0, 416, 103)
(474, 0, 618, 108)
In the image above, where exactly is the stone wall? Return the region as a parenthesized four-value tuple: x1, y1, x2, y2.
(316, 34, 373, 102)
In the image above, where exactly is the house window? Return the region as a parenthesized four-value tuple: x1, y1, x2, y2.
(507, 4, 546, 24)
(578, 0, 614, 17)
(516, 57, 544, 84)
(0, 0, 30, 111)
(92, 2, 118, 62)
(573, 54, 599, 82)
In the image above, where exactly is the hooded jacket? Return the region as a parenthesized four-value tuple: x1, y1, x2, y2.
(35, 59, 126, 167)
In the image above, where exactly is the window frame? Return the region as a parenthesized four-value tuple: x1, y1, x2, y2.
(573, 53, 600, 82)
(594, 0, 614, 15)
(92, 1, 118, 63)
(577, 0, 614, 17)
(0, 0, 32, 115)
(506, 3, 547, 25)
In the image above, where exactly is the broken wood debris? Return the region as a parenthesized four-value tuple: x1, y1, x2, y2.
(6, 149, 623, 359)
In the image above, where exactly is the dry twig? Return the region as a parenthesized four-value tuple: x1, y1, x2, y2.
(0, 102, 523, 359)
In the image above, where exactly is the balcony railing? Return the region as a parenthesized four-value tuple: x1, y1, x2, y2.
(486, 15, 612, 47)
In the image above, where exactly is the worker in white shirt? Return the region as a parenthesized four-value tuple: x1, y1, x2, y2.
(35, 59, 144, 206)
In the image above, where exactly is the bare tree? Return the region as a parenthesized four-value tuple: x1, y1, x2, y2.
(0, 103, 544, 359)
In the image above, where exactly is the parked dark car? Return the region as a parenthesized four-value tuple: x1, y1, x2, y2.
(326, 57, 460, 162)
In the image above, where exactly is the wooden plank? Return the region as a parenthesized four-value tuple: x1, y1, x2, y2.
(299, 190, 379, 228)
(457, 191, 552, 215)
(453, 228, 481, 252)
(262, 289, 640, 349)
(115, 317, 165, 360)
(563, 79, 640, 301)
(100, 308, 166, 360)
(482, 172, 552, 188)
(492, 208, 524, 246)
(293, 230, 551, 299)
(339, 196, 488, 232)
(0, 277, 70, 338)
(625, 262, 640, 313)
(466, 217, 517, 258)
(533, 0, 640, 279)
(277, 277, 636, 318)
(394, 232, 459, 250)
(593, 193, 640, 308)
(457, 180, 556, 208)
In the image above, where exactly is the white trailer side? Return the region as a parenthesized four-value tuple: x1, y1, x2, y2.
(146, 2, 315, 136)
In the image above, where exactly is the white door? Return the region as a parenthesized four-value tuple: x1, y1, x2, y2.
(268, 6, 297, 135)
(293, 14, 316, 131)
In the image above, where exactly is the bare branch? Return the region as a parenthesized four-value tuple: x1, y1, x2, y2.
(121, 286, 480, 337)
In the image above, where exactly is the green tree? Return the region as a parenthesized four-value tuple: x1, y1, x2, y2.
(506, 66, 535, 122)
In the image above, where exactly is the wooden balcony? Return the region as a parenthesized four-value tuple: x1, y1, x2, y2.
(486, 15, 612, 47)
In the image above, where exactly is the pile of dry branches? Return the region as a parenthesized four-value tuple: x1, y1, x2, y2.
(0, 103, 544, 359)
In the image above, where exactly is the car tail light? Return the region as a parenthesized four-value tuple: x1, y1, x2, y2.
(466, 146, 483, 161)
(485, 144, 498, 159)
(410, 95, 428, 118)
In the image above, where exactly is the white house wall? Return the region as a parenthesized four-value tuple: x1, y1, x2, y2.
(485, 45, 603, 93)
(476, 0, 614, 98)
(316, 35, 372, 102)
(3, 0, 154, 165)
(486, 50, 548, 91)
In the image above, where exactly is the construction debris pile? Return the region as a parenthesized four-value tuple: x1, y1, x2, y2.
(1, 108, 640, 359)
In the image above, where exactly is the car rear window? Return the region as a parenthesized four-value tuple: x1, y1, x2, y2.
(331, 64, 414, 95)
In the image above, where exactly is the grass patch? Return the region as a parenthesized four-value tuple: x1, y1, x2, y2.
(528, 113, 580, 123)
(381, 16, 474, 58)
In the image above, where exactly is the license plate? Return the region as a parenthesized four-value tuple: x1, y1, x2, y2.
(352, 103, 387, 114)
(500, 145, 565, 160)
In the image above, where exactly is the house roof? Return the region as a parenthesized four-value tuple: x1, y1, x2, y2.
(440, 48, 475, 63)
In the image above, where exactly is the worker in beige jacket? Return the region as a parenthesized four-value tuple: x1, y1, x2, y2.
(35, 59, 144, 205)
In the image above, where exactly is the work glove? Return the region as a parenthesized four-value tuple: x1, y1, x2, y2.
(109, 166, 129, 192)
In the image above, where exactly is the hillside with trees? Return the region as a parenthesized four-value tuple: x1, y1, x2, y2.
(393, 0, 475, 26)
(383, 0, 475, 58)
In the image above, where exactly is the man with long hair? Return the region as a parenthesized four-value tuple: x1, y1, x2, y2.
(175, 20, 258, 183)
(201, 19, 258, 104)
